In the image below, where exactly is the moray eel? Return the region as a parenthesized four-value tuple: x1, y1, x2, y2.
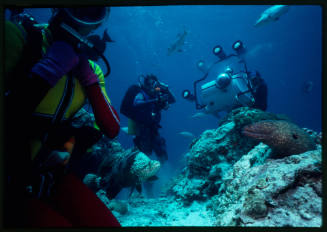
(242, 120, 316, 157)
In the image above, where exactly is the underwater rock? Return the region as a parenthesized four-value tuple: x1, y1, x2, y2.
(218, 106, 289, 130)
(210, 144, 322, 226)
(167, 107, 279, 202)
(71, 108, 96, 128)
(169, 176, 208, 205)
(113, 196, 216, 226)
(96, 190, 128, 215)
(242, 120, 316, 158)
(241, 187, 268, 220)
(108, 199, 129, 215)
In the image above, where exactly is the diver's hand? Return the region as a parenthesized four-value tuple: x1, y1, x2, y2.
(157, 94, 169, 104)
(73, 54, 99, 87)
(156, 94, 169, 110)
(31, 41, 79, 87)
(41, 150, 70, 170)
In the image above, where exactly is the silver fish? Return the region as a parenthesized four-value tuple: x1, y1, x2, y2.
(254, 5, 289, 27)
(191, 112, 208, 119)
(167, 30, 188, 56)
(178, 131, 195, 138)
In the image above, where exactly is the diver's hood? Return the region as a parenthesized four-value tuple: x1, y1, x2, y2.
(52, 7, 110, 27)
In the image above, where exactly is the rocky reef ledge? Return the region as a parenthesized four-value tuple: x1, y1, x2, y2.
(83, 107, 322, 227)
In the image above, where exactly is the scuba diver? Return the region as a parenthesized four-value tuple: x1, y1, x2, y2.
(120, 74, 176, 196)
(121, 74, 176, 163)
(182, 40, 267, 116)
(4, 7, 121, 227)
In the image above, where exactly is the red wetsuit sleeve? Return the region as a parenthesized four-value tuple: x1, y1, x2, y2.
(85, 83, 120, 139)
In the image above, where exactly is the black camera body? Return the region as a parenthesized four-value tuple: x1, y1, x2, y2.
(156, 81, 176, 105)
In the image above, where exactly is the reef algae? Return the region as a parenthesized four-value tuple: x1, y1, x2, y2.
(242, 120, 316, 157)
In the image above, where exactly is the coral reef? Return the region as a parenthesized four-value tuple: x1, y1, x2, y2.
(73, 107, 322, 227)
(209, 144, 322, 226)
(165, 107, 321, 227)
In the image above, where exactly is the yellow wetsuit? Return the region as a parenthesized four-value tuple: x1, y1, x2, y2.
(5, 20, 112, 160)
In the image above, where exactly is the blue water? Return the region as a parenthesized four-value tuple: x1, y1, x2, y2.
(7, 5, 322, 196)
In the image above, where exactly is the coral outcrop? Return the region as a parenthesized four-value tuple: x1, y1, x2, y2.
(166, 107, 321, 226)
(209, 143, 322, 226)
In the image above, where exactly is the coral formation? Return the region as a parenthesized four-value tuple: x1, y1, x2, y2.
(165, 107, 321, 227)
(73, 107, 322, 227)
(210, 144, 322, 226)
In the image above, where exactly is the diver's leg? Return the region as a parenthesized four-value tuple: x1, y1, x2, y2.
(133, 126, 153, 155)
(153, 134, 168, 164)
(51, 173, 121, 227)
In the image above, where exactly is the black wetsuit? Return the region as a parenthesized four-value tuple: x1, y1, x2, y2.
(252, 76, 268, 111)
(121, 85, 168, 163)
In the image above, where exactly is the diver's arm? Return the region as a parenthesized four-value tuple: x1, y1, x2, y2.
(85, 84, 120, 139)
(74, 56, 120, 139)
(133, 93, 158, 107)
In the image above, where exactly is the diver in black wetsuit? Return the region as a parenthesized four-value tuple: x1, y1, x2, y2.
(244, 70, 268, 111)
(121, 74, 176, 164)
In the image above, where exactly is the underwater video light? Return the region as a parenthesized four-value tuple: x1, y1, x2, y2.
(182, 89, 195, 101)
(213, 45, 226, 60)
(196, 60, 208, 73)
(232, 40, 246, 55)
(197, 60, 205, 69)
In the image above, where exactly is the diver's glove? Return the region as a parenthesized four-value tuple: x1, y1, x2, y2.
(73, 55, 99, 87)
(156, 94, 170, 110)
(31, 41, 79, 87)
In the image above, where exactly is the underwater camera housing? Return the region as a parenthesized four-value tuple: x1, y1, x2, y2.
(182, 40, 254, 115)
(139, 75, 176, 108)
(155, 81, 176, 107)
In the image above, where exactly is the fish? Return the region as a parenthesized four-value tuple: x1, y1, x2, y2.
(167, 30, 188, 56)
(178, 131, 195, 138)
(129, 175, 159, 197)
(121, 127, 129, 134)
(128, 154, 161, 197)
(254, 5, 289, 27)
(191, 112, 208, 119)
(242, 120, 316, 158)
(302, 81, 313, 94)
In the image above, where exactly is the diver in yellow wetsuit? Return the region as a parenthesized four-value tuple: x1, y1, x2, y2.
(4, 8, 121, 227)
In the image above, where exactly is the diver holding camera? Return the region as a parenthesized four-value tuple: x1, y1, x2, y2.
(120, 74, 175, 197)
(183, 40, 267, 116)
(121, 74, 176, 164)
